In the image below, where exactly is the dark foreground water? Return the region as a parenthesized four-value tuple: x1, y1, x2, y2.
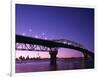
(16, 58, 94, 73)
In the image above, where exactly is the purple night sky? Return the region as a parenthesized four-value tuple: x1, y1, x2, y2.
(16, 4, 94, 58)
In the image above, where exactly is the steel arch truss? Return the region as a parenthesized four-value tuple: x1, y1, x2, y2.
(16, 43, 50, 51)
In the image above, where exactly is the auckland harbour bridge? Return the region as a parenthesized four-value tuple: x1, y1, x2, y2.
(16, 35, 94, 65)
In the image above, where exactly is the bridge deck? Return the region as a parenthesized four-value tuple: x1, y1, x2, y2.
(16, 35, 94, 58)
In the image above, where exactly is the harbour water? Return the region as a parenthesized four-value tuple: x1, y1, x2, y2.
(16, 58, 94, 73)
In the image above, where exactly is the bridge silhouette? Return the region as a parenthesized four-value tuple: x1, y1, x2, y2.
(16, 35, 94, 65)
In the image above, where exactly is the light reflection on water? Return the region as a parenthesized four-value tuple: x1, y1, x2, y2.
(16, 58, 93, 73)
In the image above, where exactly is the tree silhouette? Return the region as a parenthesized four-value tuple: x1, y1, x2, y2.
(19, 56, 23, 61)
(26, 56, 29, 60)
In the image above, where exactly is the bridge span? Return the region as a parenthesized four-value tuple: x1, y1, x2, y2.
(16, 35, 94, 65)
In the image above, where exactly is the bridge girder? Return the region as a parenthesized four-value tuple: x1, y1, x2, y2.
(16, 35, 94, 59)
(16, 43, 50, 51)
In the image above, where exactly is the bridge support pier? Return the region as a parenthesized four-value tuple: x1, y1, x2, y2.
(83, 52, 89, 60)
(82, 52, 94, 68)
(49, 49, 58, 65)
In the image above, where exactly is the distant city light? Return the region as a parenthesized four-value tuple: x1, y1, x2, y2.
(22, 33, 26, 36)
(63, 41, 67, 44)
(44, 37, 48, 40)
(35, 35, 39, 38)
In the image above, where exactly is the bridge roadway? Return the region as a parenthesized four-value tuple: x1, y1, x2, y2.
(16, 35, 94, 65)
